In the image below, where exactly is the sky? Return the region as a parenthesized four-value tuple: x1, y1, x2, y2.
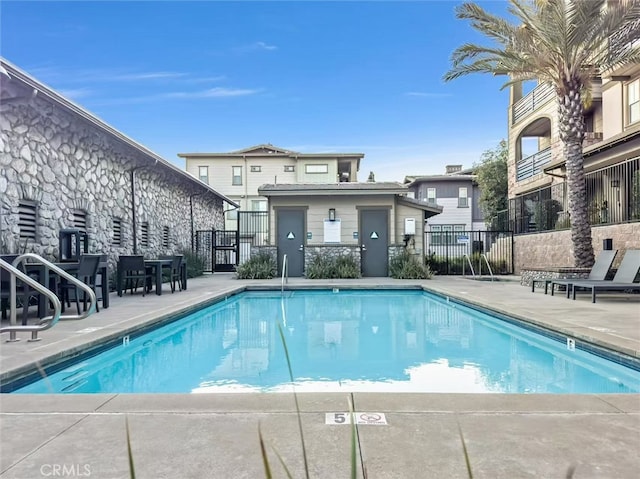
(1, 0, 512, 182)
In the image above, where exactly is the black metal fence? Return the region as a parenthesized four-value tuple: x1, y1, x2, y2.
(238, 211, 269, 263)
(496, 157, 639, 234)
(195, 230, 239, 272)
(425, 230, 514, 275)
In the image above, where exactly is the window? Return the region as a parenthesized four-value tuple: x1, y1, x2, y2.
(232, 166, 242, 185)
(426, 188, 436, 204)
(305, 164, 328, 174)
(72, 209, 87, 231)
(284, 165, 295, 172)
(140, 222, 149, 247)
(430, 224, 466, 245)
(198, 166, 209, 184)
(458, 187, 469, 207)
(227, 209, 238, 221)
(430, 225, 442, 245)
(112, 218, 122, 246)
(629, 79, 639, 125)
(162, 226, 170, 249)
(251, 200, 268, 211)
(250, 165, 261, 172)
(18, 201, 37, 241)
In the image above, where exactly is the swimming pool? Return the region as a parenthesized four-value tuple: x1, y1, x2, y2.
(10, 289, 640, 394)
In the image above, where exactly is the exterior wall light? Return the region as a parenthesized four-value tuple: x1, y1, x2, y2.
(328, 208, 336, 221)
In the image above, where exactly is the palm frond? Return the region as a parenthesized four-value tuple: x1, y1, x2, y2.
(445, 0, 640, 88)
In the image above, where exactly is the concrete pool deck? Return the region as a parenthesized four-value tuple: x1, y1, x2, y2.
(1, 274, 639, 478)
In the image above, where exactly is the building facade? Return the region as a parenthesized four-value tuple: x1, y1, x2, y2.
(506, 62, 640, 271)
(404, 166, 487, 259)
(0, 58, 235, 272)
(179, 144, 364, 230)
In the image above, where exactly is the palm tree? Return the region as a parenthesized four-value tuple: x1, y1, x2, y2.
(444, 0, 640, 267)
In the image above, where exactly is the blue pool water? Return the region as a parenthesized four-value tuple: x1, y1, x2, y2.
(11, 289, 640, 394)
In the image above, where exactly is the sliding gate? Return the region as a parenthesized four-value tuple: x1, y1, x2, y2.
(195, 229, 239, 273)
(425, 230, 514, 275)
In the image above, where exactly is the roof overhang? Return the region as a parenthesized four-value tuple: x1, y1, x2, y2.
(0, 57, 239, 208)
(544, 126, 640, 175)
(397, 196, 443, 219)
(258, 182, 408, 196)
(403, 175, 477, 187)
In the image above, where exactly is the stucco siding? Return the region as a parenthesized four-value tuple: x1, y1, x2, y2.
(296, 159, 338, 183)
(267, 195, 400, 245)
(395, 202, 425, 255)
(602, 79, 624, 139)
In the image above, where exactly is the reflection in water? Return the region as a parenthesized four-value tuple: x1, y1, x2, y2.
(15, 290, 640, 394)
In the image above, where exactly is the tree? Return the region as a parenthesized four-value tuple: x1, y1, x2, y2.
(444, 0, 640, 268)
(475, 139, 508, 230)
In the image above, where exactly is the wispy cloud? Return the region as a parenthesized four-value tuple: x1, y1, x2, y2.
(110, 71, 188, 81)
(235, 41, 278, 53)
(90, 86, 262, 106)
(163, 87, 261, 98)
(186, 75, 226, 84)
(405, 91, 453, 98)
(57, 88, 94, 100)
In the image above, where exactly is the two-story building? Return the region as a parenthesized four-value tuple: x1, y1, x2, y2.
(507, 63, 640, 271)
(179, 144, 364, 230)
(402, 165, 509, 274)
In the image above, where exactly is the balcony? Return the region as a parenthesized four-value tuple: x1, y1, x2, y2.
(516, 147, 552, 182)
(512, 83, 554, 125)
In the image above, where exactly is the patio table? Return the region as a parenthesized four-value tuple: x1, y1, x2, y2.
(22, 260, 109, 317)
(144, 259, 173, 296)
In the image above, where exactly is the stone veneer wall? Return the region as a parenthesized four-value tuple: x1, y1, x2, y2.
(251, 244, 412, 277)
(304, 245, 362, 273)
(0, 78, 223, 273)
(513, 223, 640, 273)
(520, 267, 590, 288)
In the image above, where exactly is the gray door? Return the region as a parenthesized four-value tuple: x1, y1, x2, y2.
(360, 209, 389, 277)
(277, 209, 305, 277)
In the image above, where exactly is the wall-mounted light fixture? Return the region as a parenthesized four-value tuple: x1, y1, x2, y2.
(328, 208, 336, 221)
(611, 180, 620, 187)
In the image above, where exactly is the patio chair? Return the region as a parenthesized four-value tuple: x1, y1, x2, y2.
(531, 249, 617, 296)
(58, 254, 102, 314)
(159, 254, 184, 293)
(117, 255, 154, 297)
(570, 250, 640, 303)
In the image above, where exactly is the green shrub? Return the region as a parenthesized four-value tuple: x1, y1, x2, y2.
(178, 249, 207, 278)
(305, 253, 360, 279)
(390, 250, 432, 279)
(334, 255, 360, 279)
(236, 252, 277, 279)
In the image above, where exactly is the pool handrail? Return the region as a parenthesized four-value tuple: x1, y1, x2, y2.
(479, 254, 495, 281)
(0, 256, 62, 342)
(281, 254, 288, 293)
(462, 254, 476, 278)
(0, 253, 97, 342)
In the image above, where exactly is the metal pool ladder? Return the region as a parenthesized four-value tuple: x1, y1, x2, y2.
(0, 253, 97, 342)
(479, 254, 495, 281)
(462, 254, 476, 278)
(281, 254, 288, 294)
